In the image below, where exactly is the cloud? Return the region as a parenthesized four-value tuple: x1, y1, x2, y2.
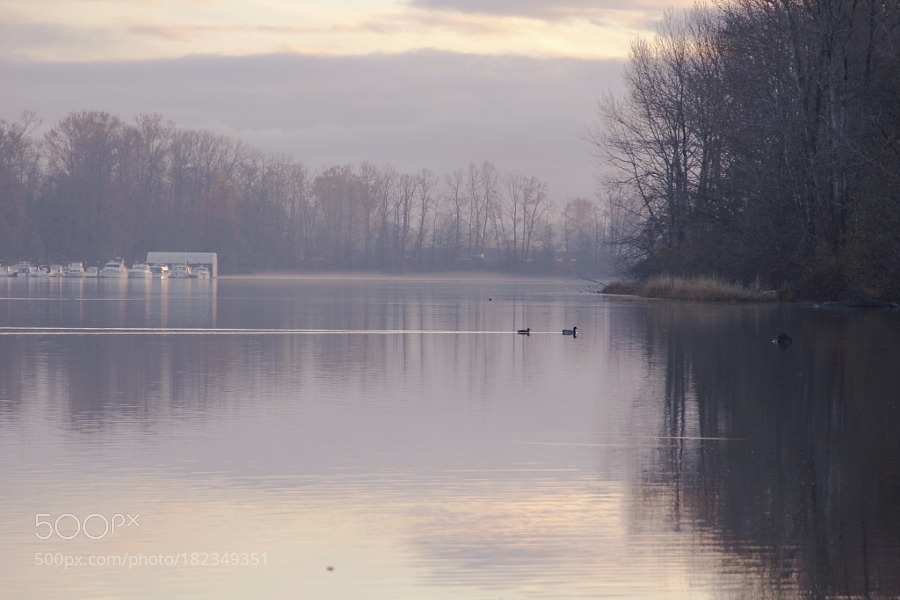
(0, 0, 670, 62)
(0, 51, 624, 199)
(124, 22, 198, 43)
(0, 17, 118, 60)
(367, 9, 513, 38)
(408, 0, 690, 22)
(122, 21, 331, 43)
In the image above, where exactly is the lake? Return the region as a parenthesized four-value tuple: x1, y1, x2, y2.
(1, 275, 898, 599)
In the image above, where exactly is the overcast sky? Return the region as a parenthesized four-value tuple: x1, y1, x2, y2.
(0, 0, 692, 200)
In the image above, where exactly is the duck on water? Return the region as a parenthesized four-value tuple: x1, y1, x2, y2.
(773, 331, 793, 348)
(516, 327, 578, 337)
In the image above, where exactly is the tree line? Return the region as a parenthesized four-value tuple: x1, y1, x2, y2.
(0, 111, 611, 276)
(591, 0, 900, 299)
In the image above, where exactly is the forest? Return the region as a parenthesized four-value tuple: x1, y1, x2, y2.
(2, 0, 899, 297)
(0, 111, 610, 276)
(591, 0, 900, 299)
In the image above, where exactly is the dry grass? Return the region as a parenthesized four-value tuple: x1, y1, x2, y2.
(602, 275, 774, 302)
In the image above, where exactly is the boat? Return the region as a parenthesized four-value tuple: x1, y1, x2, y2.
(85, 266, 100, 278)
(99, 259, 128, 278)
(0, 265, 10, 277)
(193, 265, 211, 279)
(62, 262, 85, 278)
(13, 262, 36, 277)
(28, 265, 53, 279)
(128, 263, 153, 278)
(170, 263, 192, 279)
(149, 264, 170, 279)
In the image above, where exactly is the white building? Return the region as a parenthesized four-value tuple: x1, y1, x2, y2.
(145, 252, 218, 278)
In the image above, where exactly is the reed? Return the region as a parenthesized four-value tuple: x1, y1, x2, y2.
(602, 275, 772, 302)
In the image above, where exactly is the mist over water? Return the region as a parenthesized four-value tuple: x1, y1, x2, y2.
(1, 276, 898, 598)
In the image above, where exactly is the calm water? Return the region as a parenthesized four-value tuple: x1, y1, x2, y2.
(1, 275, 899, 599)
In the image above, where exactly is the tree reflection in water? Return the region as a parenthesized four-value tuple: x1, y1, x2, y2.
(631, 302, 900, 598)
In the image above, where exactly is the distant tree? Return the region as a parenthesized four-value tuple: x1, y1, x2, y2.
(358, 162, 380, 267)
(500, 174, 550, 265)
(314, 165, 359, 269)
(394, 171, 418, 269)
(413, 168, 438, 266)
(120, 113, 176, 260)
(0, 112, 41, 261)
(443, 169, 467, 259)
(42, 110, 128, 261)
(465, 161, 499, 257)
(1, 108, 614, 276)
(374, 164, 399, 269)
(563, 197, 609, 276)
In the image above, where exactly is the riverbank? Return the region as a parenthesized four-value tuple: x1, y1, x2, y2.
(600, 275, 774, 302)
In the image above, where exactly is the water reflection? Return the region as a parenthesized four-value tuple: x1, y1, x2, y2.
(1, 278, 898, 598)
(0, 276, 216, 328)
(632, 302, 900, 598)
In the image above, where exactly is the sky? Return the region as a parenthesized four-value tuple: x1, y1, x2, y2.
(0, 0, 693, 201)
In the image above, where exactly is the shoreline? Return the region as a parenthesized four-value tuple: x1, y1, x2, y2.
(598, 275, 900, 306)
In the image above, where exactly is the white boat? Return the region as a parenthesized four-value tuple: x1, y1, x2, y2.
(99, 259, 128, 278)
(85, 266, 100, 278)
(128, 263, 153, 278)
(150, 264, 170, 279)
(170, 263, 192, 278)
(31, 265, 54, 278)
(62, 262, 85, 278)
(193, 266, 211, 279)
(0, 265, 10, 277)
(13, 262, 36, 277)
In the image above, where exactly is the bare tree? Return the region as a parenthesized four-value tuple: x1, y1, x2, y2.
(589, 8, 732, 274)
(443, 169, 467, 259)
(395, 171, 418, 269)
(413, 168, 438, 265)
(375, 164, 399, 269)
(0, 112, 41, 260)
(358, 162, 380, 267)
(43, 110, 127, 260)
(521, 175, 549, 263)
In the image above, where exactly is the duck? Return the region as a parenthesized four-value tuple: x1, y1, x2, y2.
(517, 328, 531, 335)
(562, 326, 577, 337)
(773, 331, 793, 348)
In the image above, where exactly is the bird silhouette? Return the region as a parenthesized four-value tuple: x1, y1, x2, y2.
(773, 331, 793, 348)
(562, 326, 577, 337)
(517, 328, 531, 336)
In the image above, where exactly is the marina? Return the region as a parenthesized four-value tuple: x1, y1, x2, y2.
(0, 253, 216, 280)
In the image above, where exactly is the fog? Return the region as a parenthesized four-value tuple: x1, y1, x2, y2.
(1, 51, 624, 200)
